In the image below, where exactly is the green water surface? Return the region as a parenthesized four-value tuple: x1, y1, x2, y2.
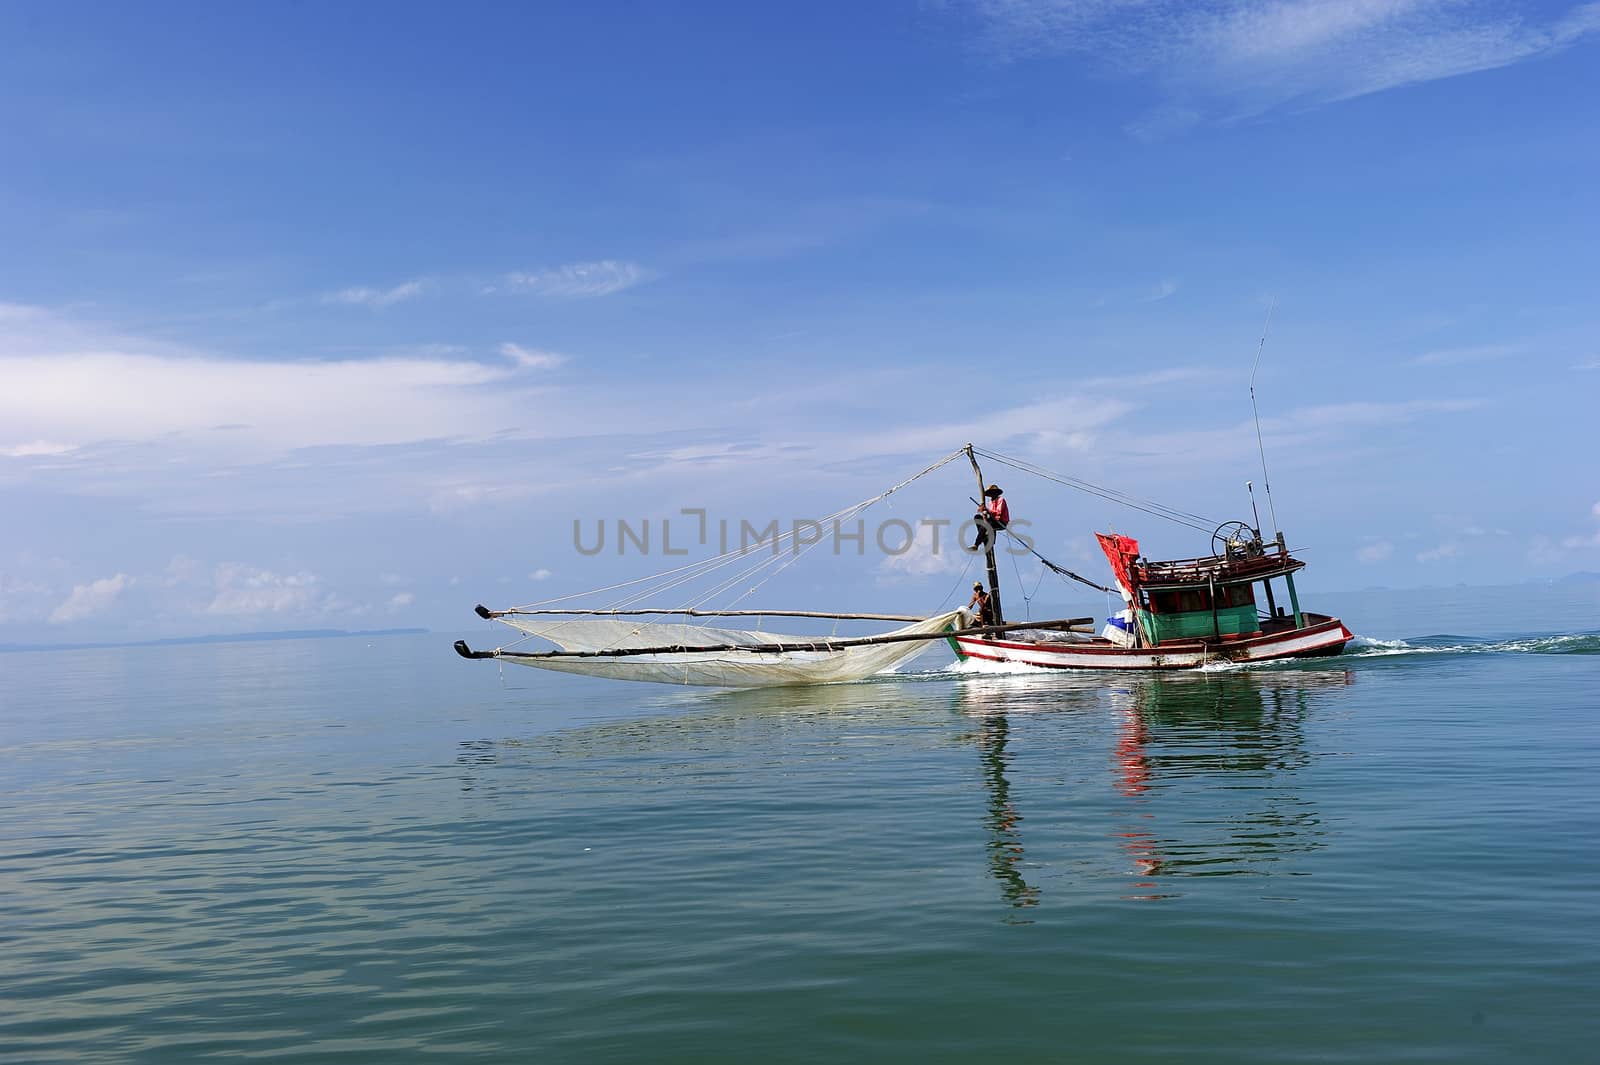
(2, 620, 1597, 1063)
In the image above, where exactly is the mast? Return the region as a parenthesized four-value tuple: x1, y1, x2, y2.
(965, 444, 1005, 624)
(1249, 299, 1282, 543)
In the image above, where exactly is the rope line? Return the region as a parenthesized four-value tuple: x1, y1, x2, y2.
(973, 447, 1217, 533)
(504, 448, 967, 614)
(494, 444, 1219, 625)
(1001, 527, 1118, 596)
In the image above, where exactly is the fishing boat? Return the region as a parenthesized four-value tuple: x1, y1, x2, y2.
(949, 523, 1352, 671)
(455, 444, 1350, 686)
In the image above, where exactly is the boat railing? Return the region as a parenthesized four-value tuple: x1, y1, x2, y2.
(1135, 550, 1304, 586)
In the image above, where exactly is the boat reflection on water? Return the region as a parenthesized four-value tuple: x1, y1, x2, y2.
(955, 671, 1099, 917)
(974, 712, 1042, 916)
(958, 667, 1354, 903)
(453, 666, 1356, 912)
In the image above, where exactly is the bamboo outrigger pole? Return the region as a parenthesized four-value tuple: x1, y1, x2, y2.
(454, 616, 1095, 661)
(965, 443, 1005, 625)
(475, 605, 927, 622)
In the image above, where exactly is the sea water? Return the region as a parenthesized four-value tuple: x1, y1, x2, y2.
(2, 585, 1596, 1063)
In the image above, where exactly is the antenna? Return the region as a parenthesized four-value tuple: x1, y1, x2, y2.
(1249, 298, 1280, 541)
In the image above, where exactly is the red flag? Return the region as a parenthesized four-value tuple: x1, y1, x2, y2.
(1096, 533, 1141, 601)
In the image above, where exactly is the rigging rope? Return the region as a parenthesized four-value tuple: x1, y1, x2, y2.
(505, 448, 968, 614)
(937, 552, 978, 612)
(1001, 527, 1117, 596)
(497, 443, 1215, 622)
(1007, 546, 1028, 619)
(973, 447, 1217, 533)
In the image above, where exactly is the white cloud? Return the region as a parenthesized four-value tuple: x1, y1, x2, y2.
(206, 564, 321, 616)
(1357, 540, 1394, 563)
(1416, 541, 1460, 563)
(529, 568, 552, 581)
(499, 343, 569, 370)
(500, 260, 646, 299)
(1282, 398, 1482, 427)
(2, 440, 76, 458)
(49, 573, 131, 623)
(1142, 279, 1179, 302)
(1076, 366, 1221, 390)
(852, 394, 1134, 459)
(1115, 395, 1482, 471)
(969, 1, 1600, 126)
(1558, 501, 1600, 549)
(0, 572, 51, 623)
(0, 306, 555, 457)
(388, 591, 415, 610)
(877, 521, 973, 580)
(1410, 343, 1521, 366)
(322, 280, 426, 308)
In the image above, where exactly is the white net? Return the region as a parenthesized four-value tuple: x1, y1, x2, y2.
(491, 610, 966, 688)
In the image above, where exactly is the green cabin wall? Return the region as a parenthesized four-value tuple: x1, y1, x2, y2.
(1144, 603, 1259, 643)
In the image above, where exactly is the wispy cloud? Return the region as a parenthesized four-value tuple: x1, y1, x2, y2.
(1416, 541, 1460, 563)
(49, 573, 131, 623)
(849, 394, 1135, 461)
(499, 342, 569, 370)
(1141, 278, 1180, 303)
(877, 522, 971, 581)
(2, 440, 76, 458)
(1410, 343, 1520, 366)
(1559, 501, 1600, 549)
(0, 305, 563, 459)
(321, 279, 426, 308)
(14, 553, 442, 630)
(1115, 396, 1484, 469)
(0, 349, 526, 454)
(968, 1, 1600, 129)
(206, 564, 322, 616)
(0, 572, 51, 625)
(1357, 540, 1394, 563)
(500, 260, 647, 299)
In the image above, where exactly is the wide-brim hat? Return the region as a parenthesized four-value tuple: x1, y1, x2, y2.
(984, 484, 1003, 496)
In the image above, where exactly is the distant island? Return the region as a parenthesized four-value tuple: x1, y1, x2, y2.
(0, 628, 430, 654)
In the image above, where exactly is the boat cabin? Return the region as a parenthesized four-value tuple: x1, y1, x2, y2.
(1130, 540, 1307, 647)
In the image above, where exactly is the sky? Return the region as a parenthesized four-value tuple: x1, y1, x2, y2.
(2, 1, 1598, 641)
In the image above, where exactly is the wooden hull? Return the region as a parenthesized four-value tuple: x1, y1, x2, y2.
(952, 614, 1352, 671)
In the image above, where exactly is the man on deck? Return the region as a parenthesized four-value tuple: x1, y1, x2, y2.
(968, 582, 995, 628)
(971, 484, 1010, 550)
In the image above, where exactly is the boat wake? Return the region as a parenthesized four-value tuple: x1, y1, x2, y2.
(942, 656, 1055, 677)
(1346, 632, 1600, 658)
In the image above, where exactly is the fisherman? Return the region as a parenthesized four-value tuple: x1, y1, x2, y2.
(971, 484, 1010, 550)
(968, 582, 995, 628)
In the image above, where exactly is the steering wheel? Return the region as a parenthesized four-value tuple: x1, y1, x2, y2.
(1212, 520, 1263, 560)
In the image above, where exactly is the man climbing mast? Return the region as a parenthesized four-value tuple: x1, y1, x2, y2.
(972, 484, 1009, 549)
(965, 444, 1005, 625)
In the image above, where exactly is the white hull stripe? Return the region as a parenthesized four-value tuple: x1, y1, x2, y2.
(954, 620, 1352, 671)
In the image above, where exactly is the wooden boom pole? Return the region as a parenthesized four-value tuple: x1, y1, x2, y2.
(454, 616, 1094, 661)
(475, 605, 926, 622)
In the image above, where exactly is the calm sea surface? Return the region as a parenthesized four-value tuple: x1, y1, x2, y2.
(3, 587, 1597, 1063)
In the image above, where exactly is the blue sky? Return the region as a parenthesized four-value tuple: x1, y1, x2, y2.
(2, 1, 1597, 640)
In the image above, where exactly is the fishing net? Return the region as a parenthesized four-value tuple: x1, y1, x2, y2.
(489, 610, 966, 688)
